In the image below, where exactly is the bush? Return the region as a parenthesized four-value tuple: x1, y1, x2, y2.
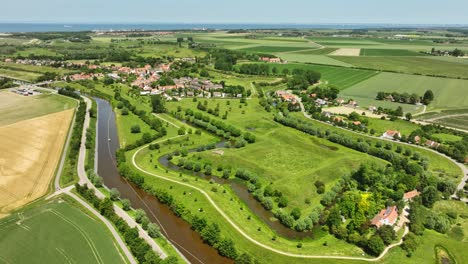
(135, 209, 146, 223)
(131, 124, 141, 133)
(122, 199, 131, 211)
(110, 188, 120, 201)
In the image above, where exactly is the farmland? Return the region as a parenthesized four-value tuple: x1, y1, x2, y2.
(359, 49, 426, 56)
(0, 197, 127, 264)
(339, 72, 468, 110)
(332, 56, 468, 79)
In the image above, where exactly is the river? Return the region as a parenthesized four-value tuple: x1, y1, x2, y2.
(95, 98, 232, 264)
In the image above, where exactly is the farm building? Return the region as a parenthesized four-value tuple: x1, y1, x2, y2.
(371, 206, 398, 228)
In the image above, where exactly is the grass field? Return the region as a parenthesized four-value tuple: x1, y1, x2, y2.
(0, 68, 41, 82)
(0, 197, 127, 264)
(241, 63, 379, 89)
(277, 54, 353, 67)
(432, 133, 463, 143)
(165, 98, 387, 214)
(239, 46, 316, 53)
(340, 72, 468, 111)
(0, 62, 72, 75)
(116, 109, 154, 148)
(332, 56, 468, 79)
(0, 91, 76, 126)
(430, 115, 468, 131)
(359, 49, 426, 56)
(288, 48, 338, 55)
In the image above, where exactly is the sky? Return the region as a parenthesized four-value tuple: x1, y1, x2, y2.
(2, 0, 468, 24)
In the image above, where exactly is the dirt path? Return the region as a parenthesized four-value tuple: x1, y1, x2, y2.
(131, 116, 410, 262)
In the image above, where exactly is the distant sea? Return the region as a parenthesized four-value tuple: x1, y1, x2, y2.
(1, 23, 467, 33)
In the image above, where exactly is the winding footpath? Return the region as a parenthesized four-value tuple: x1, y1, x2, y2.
(131, 119, 410, 262)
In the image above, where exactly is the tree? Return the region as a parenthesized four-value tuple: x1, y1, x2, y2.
(377, 225, 396, 245)
(366, 235, 385, 256)
(394, 106, 404, 117)
(217, 238, 238, 259)
(200, 223, 221, 246)
(278, 196, 289, 208)
(131, 125, 141, 133)
(422, 185, 439, 208)
(423, 90, 434, 105)
(122, 199, 131, 211)
(282, 68, 290, 76)
(235, 253, 253, 264)
(147, 223, 160, 238)
(405, 112, 412, 121)
(110, 188, 120, 201)
(291, 207, 302, 220)
(401, 232, 419, 256)
(151, 95, 166, 113)
(135, 209, 146, 223)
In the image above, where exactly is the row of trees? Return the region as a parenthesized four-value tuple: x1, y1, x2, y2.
(75, 184, 173, 264)
(0, 77, 15, 89)
(376, 90, 434, 105)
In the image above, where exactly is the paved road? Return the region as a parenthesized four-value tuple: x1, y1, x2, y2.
(131, 121, 409, 262)
(297, 101, 468, 198)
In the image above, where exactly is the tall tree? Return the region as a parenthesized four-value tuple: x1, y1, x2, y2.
(151, 95, 166, 113)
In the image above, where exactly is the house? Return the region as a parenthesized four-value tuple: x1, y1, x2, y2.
(352, 121, 362, 126)
(371, 206, 398, 228)
(4, 58, 12, 63)
(414, 136, 421, 144)
(322, 111, 332, 118)
(213, 92, 223, 98)
(368, 106, 377, 112)
(425, 140, 441, 149)
(347, 100, 358, 107)
(383, 130, 401, 139)
(336, 98, 346, 105)
(333, 116, 344, 123)
(403, 190, 420, 202)
(276, 90, 296, 102)
(269, 58, 281, 63)
(310, 93, 317, 98)
(315, 98, 328, 106)
(385, 95, 394, 101)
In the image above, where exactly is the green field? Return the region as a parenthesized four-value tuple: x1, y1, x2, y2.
(277, 54, 353, 67)
(288, 48, 338, 55)
(0, 68, 41, 82)
(0, 197, 127, 264)
(365, 117, 421, 136)
(116, 109, 154, 148)
(239, 46, 317, 53)
(332, 56, 468, 79)
(340, 72, 468, 110)
(241, 63, 379, 89)
(432, 133, 463, 143)
(431, 115, 468, 131)
(0, 91, 77, 126)
(359, 49, 426, 56)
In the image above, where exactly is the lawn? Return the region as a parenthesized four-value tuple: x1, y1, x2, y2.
(331, 56, 468, 79)
(116, 109, 154, 148)
(340, 72, 468, 111)
(0, 197, 127, 264)
(0, 62, 72, 75)
(365, 117, 421, 136)
(359, 49, 426, 56)
(288, 48, 338, 55)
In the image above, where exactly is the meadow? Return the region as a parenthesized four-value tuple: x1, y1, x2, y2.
(359, 49, 426, 56)
(240, 62, 379, 89)
(339, 72, 468, 110)
(0, 197, 127, 264)
(332, 56, 468, 79)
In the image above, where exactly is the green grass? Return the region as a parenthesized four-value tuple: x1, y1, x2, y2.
(432, 133, 463, 143)
(0, 91, 77, 126)
(116, 109, 154, 148)
(0, 68, 41, 82)
(340, 72, 468, 111)
(359, 49, 426, 56)
(239, 46, 318, 53)
(0, 197, 127, 264)
(241, 63, 379, 89)
(277, 54, 353, 67)
(432, 116, 468, 131)
(331, 56, 468, 79)
(364, 118, 421, 136)
(0, 62, 72, 75)
(166, 98, 387, 214)
(288, 48, 338, 55)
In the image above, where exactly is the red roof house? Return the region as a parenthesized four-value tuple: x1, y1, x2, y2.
(403, 190, 421, 201)
(371, 206, 398, 228)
